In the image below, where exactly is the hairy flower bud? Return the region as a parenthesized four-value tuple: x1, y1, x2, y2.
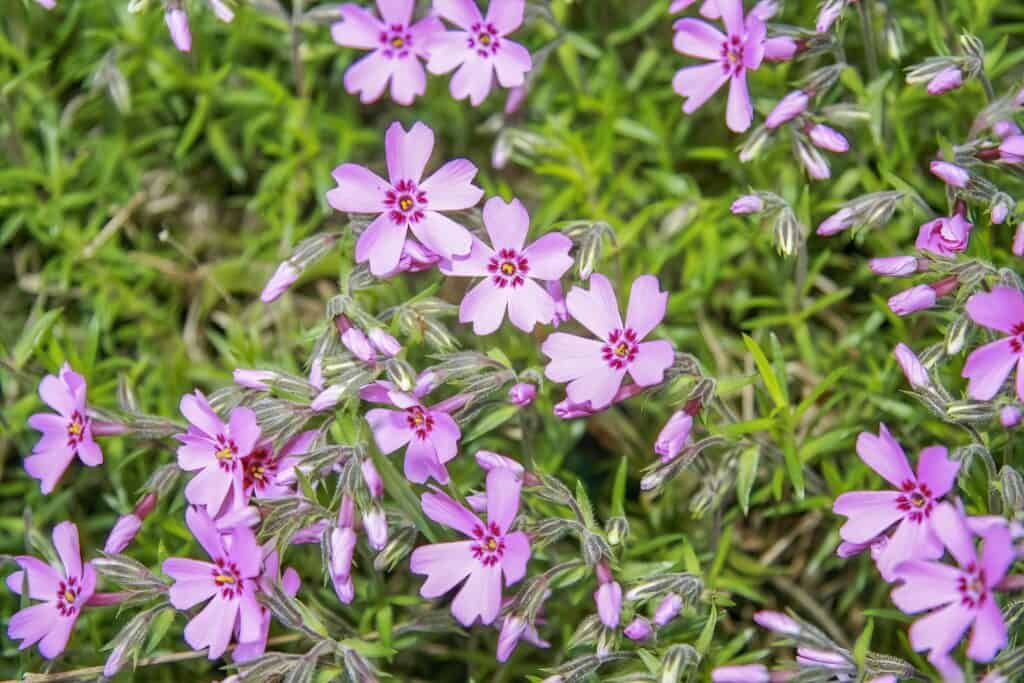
(368, 328, 401, 357)
(623, 616, 653, 641)
(363, 505, 388, 551)
(654, 593, 684, 626)
(766, 90, 809, 129)
(808, 124, 849, 153)
(731, 194, 764, 215)
(927, 66, 964, 95)
(930, 160, 970, 188)
(1002, 406, 1023, 429)
(888, 284, 937, 316)
(662, 644, 701, 683)
(508, 382, 537, 406)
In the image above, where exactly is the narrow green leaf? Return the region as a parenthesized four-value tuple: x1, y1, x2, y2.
(736, 446, 760, 516)
(611, 456, 628, 517)
(13, 308, 62, 368)
(742, 334, 788, 409)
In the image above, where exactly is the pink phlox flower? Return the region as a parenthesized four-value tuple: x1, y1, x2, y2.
(915, 209, 973, 256)
(672, 0, 767, 133)
(962, 286, 1024, 402)
(163, 507, 266, 660)
(410, 468, 531, 626)
(232, 546, 300, 662)
(241, 430, 318, 499)
(891, 503, 1012, 668)
(427, 0, 533, 106)
(542, 274, 675, 411)
(655, 403, 699, 462)
(672, 0, 777, 21)
(25, 363, 102, 494)
(833, 424, 960, 581)
(327, 121, 483, 276)
(331, 0, 443, 105)
(361, 380, 462, 484)
(552, 382, 647, 419)
(176, 390, 261, 517)
(6, 522, 96, 659)
(441, 197, 573, 334)
(166, 5, 191, 52)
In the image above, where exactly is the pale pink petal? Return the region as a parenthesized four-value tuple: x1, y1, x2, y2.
(482, 196, 530, 251)
(6, 557, 61, 600)
(343, 50, 393, 104)
(75, 439, 102, 467)
(410, 540, 476, 596)
(855, 425, 915, 488)
(566, 274, 623, 340)
(625, 275, 668, 338)
(742, 16, 766, 68)
(376, 0, 413, 26)
(521, 233, 572, 280)
(385, 121, 434, 185)
(459, 280, 510, 335)
(965, 286, 1024, 334)
(177, 438, 215, 470)
(327, 163, 389, 213)
(421, 488, 482, 536)
(451, 563, 502, 626)
(673, 62, 730, 114)
(420, 159, 483, 211)
(179, 391, 222, 437)
(434, 0, 483, 29)
(980, 525, 1015, 585)
(37, 614, 74, 659)
(501, 531, 530, 585)
(409, 15, 445, 58)
(25, 447, 76, 495)
(833, 491, 904, 542)
(229, 526, 263, 577)
(390, 59, 428, 106)
(672, 18, 725, 59)
(717, 0, 744, 36)
(628, 340, 675, 387)
(486, 0, 525, 33)
(427, 412, 461, 463)
(486, 468, 522, 534)
(493, 40, 532, 88)
(426, 31, 472, 74)
(915, 446, 959, 498)
(404, 437, 449, 484)
(228, 407, 260, 456)
(330, 5, 383, 49)
(184, 466, 234, 514)
(450, 56, 494, 106)
(541, 333, 605, 382)
(967, 599, 1007, 661)
(237, 592, 265, 644)
(185, 506, 225, 560)
(410, 210, 473, 259)
(890, 560, 961, 612)
(932, 503, 977, 568)
(908, 602, 974, 657)
(507, 278, 555, 332)
(366, 409, 413, 454)
(440, 238, 494, 277)
(875, 517, 943, 582)
(28, 413, 66, 434)
(725, 74, 753, 133)
(184, 597, 238, 659)
(38, 374, 76, 416)
(52, 521, 81, 579)
(168, 578, 218, 609)
(566, 366, 625, 410)
(358, 212, 408, 276)
(9, 602, 57, 651)
(962, 338, 1018, 401)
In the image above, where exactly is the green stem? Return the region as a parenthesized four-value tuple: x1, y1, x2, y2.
(857, 0, 880, 81)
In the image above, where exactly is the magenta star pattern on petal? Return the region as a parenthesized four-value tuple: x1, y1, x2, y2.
(410, 467, 531, 627)
(331, 0, 444, 105)
(541, 274, 675, 411)
(25, 363, 103, 494)
(441, 197, 573, 334)
(427, 0, 533, 106)
(327, 121, 483, 276)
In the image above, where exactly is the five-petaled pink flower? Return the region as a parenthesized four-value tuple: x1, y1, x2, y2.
(176, 391, 261, 517)
(541, 274, 675, 411)
(891, 503, 1012, 670)
(6, 522, 96, 659)
(232, 546, 301, 663)
(327, 121, 483, 276)
(331, 0, 444, 105)
(410, 467, 531, 626)
(25, 363, 103, 494)
(963, 286, 1024, 402)
(241, 431, 317, 500)
(441, 197, 573, 334)
(672, 0, 766, 132)
(163, 507, 266, 660)
(362, 380, 465, 484)
(833, 424, 959, 581)
(427, 0, 533, 106)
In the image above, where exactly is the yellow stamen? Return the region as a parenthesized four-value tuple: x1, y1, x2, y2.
(615, 343, 629, 357)
(250, 466, 265, 480)
(215, 574, 236, 585)
(399, 197, 414, 211)
(68, 422, 82, 436)
(64, 590, 76, 603)
(479, 33, 492, 46)
(501, 262, 515, 275)
(391, 36, 405, 48)
(486, 538, 497, 551)
(215, 447, 234, 460)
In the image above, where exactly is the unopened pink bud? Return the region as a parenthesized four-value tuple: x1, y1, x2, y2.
(1002, 406, 1022, 428)
(342, 328, 375, 363)
(894, 343, 930, 389)
(712, 664, 770, 683)
(103, 514, 142, 554)
(816, 207, 855, 236)
(233, 368, 276, 391)
(311, 385, 344, 412)
(475, 450, 525, 474)
(809, 124, 849, 153)
(930, 160, 969, 188)
(763, 36, 798, 62)
(361, 459, 384, 498)
(368, 328, 401, 357)
(508, 382, 537, 406)
(870, 256, 919, 277)
(260, 262, 299, 302)
(766, 91, 809, 129)
(623, 617, 653, 641)
(731, 194, 764, 214)
(888, 284, 937, 316)
(654, 593, 684, 626)
(209, 0, 235, 22)
(165, 7, 192, 53)
(594, 580, 622, 628)
(753, 610, 800, 635)
(363, 506, 388, 550)
(134, 492, 158, 519)
(433, 393, 472, 414)
(926, 67, 963, 95)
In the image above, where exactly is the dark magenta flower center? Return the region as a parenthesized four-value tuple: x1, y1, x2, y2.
(896, 480, 934, 523)
(212, 557, 245, 599)
(55, 576, 82, 616)
(1010, 322, 1024, 354)
(602, 328, 639, 369)
(214, 434, 240, 472)
(406, 405, 434, 440)
(379, 24, 412, 59)
(386, 179, 427, 225)
(720, 34, 745, 77)
(471, 521, 505, 566)
(468, 22, 500, 58)
(957, 563, 989, 609)
(488, 248, 529, 288)
(243, 446, 278, 492)
(66, 410, 89, 447)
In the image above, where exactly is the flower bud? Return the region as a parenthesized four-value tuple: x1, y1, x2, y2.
(817, 207, 855, 236)
(361, 459, 384, 498)
(508, 382, 537, 406)
(870, 255, 920, 277)
(796, 137, 830, 179)
(233, 368, 278, 391)
(753, 610, 800, 635)
(894, 343, 931, 389)
(311, 384, 345, 412)
(103, 514, 142, 554)
(731, 194, 764, 215)
(766, 91, 809, 129)
(808, 124, 849, 153)
(624, 617, 653, 641)
(1002, 406, 1023, 428)
(763, 36, 798, 62)
(655, 410, 693, 463)
(605, 516, 629, 546)
(945, 315, 971, 355)
(990, 195, 1012, 225)
(342, 328, 375, 363)
(368, 328, 401, 357)
(711, 664, 769, 683)
(927, 67, 963, 95)
(209, 0, 235, 22)
(930, 160, 970, 188)
(1014, 223, 1024, 256)
(363, 505, 388, 550)
(165, 5, 191, 53)
(260, 262, 299, 302)
(662, 644, 701, 683)
(888, 285, 937, 316)
(654, 593, 684, 626)
(594, 580, 622, 628)
(816, 0, 844, 32)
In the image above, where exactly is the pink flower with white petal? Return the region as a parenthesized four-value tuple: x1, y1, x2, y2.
(327, 121, 483, 276)
(163, 507, 265, 660)
(6, 522, 96, 659)
(892, 503, 1012, 667)
(833, 424, 960, 581)
(361, 380, 463, 484)
(331, 1, 443, 105)
(542, 274, 675, 411)
(175, 391, 261, 517)
(441, 197, 573, 334)
(672, 0, 767, 133)
(962, 286, 1024, 402)
(410, 467, 531, 626)
(25, 363, 103, 494)
(427, 0, 533, 106)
